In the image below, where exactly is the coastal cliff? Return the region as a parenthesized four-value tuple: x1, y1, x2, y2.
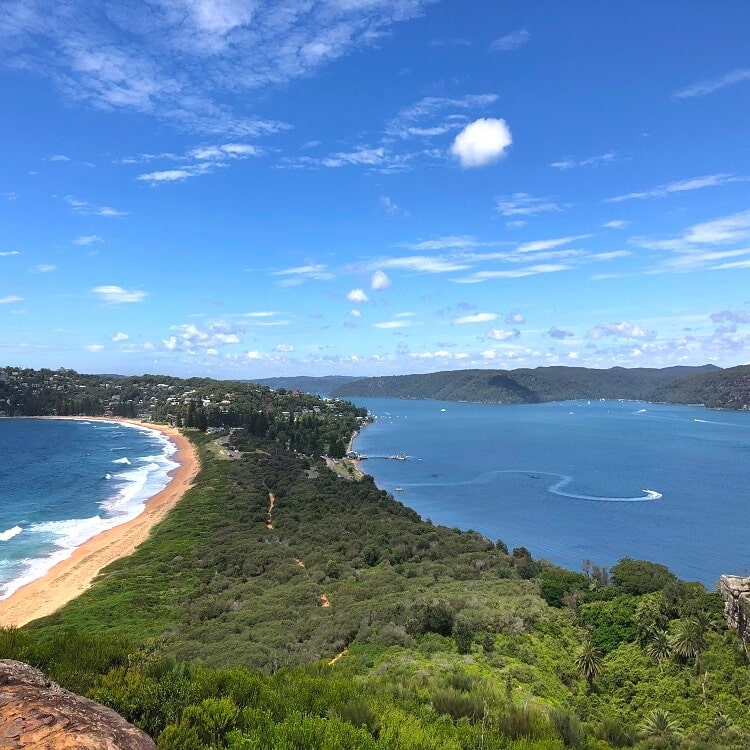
(720, 575, 750, 642)
(0, 660, 154, 749)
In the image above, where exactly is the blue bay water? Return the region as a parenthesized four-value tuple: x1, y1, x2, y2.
(352, 399, 750, 586)
(0, 419, 178, 598)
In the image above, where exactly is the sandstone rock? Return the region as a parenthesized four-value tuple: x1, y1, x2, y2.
(719, 574, 750, 643)
(0, 659, 155, 750)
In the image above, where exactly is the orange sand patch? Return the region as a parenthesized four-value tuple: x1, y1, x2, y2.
(328, 647, 348, 666)
(0, 417, 199, 628)
(320, 594, 330, 608)
(266, 492, 275, 529)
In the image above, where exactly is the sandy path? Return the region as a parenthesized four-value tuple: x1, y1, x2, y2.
(0, 417, 200, 628)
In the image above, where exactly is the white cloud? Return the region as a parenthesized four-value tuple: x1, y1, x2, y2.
(84, 343, 104, 352)
(516, 235, 590, 253)
(549, 326, 574, 339)
(454, 263, 571, 283)
(454, 312, 497, 324)
(505, 310, 525, 324)
(603, 220, 629, 229)
(346, 288, 369, 303)
(588, 321, 654, 340)
(273, 263, 334, 286)
(0, 251, 21, 257)
(73, 234, 104, 245)
(244, 310, 280, 317)
(371, 270, 391, 290)
(386, 93, 498, 139)
(378, 256, 472, 274)
(374, 319, 411, 329)
(673, 68, 750, 99)
(274, 343, 294, 352)
(380, 196, 402, 216)
(112, 332, 129, 342)
(32, 264, 56, 273)
(402, 235, 482, 251)
(551, 152, 616, 170)
(487, 327, 520, 341)
(489, 29, 529, 52)
(350, 309, 362, 318)
(607, 174, 743, 202)
(450, 118, 512, 168)
(0, 295, 24, 304)
(496, 192, 563, 216)
(92, 285, 146, 304)
(65, 195, 128, 217)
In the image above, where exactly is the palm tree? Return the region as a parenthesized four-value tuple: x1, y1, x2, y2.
(575, 639, 604, 690)
(646, 629, 671, 672)
(671, 617, 706, 675)
(639, 709, 681, 746)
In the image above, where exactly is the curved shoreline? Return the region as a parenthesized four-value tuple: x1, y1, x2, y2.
(0, 418, 200, 628)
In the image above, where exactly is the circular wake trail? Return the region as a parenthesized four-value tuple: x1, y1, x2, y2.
(403, 470, 661, 502)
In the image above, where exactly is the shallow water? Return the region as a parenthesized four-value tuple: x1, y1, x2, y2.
(0, 419, 178, 598)
(352, 399, 750, 585)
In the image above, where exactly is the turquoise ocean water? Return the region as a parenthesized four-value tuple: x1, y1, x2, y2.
(0, 419, 178, 599)
(352, 399, 750, 585)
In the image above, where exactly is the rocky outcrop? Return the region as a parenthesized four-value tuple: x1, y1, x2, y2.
(0, 660, 154, 749)
(720, 575, 750, 642)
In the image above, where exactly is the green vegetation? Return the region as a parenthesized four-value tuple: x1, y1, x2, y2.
(330, 364, 750, 410)
(1, 370, 749, 748)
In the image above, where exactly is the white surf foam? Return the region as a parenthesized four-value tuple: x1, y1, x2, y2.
(112, 457, 131, 465)
(0, 526, 22, 542)
(0, 422, 180, 600)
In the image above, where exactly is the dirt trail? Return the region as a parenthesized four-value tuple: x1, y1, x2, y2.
(266, 492, 275, 529)
(293, 558, 305, 568)
(320, 594, 330, 608)
(327, 647, 348, 666)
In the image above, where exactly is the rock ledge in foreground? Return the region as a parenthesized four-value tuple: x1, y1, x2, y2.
(0, 659, 154, 750)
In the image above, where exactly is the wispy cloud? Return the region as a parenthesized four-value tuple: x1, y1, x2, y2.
(551, 152, 616, 170)
(606, 173, 743, 202)
(273, 263, 334, 286)
(548, 326, 574, 339)
(489, 29, 529, 52)
(454, 263, 572, 283)
(454, 312, 497, 324)
(112, 332, 129, 342)
(0, 1, 433, 135)
(376, 256, 472, 274)
(603, 220, 629, 229)
(673, 68, 750, 99)
(516, 235, 591, 253)
(486, 327, 520, 341)
(0, 295, 24, 304)
(496, 192, 564, 216)
(92, 285, 146, 304)
(0, 251, 20, 257)
(31, 264, 56, 273)
(374, 319, 412, 329)
(48, 154, 70, 162)
(65, 195, 128, 217)
(73, 234, 104, 246)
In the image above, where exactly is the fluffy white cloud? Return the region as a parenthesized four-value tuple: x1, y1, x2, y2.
(487, 327, 520, 341)
(588, 321, 654, 340)
(371, 270, 391, 290)
(350, 309, 362, 318)
(454, 312, 497, 324)
(112, 332, 130, 342)
(549, 326, 574, 339)
(92, 285, 147, 304)
(450, 118, 512, 168)
(347, 288, 369, 303)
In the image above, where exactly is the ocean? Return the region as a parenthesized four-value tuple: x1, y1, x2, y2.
(0, 419, 178, 599)
(352, 398, 750, 586)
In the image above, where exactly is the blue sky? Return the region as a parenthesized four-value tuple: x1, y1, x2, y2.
(1, 0, 749, 378)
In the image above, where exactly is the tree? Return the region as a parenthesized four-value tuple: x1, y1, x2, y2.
(639, 709, 681, 747)
(610, 558, 677, 595)
(646, 629, 671, 672)
(671, 617, 706, 675)
(575, 639, 604, 690)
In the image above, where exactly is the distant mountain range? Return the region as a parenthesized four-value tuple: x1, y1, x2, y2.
(253, 365, 750, 410)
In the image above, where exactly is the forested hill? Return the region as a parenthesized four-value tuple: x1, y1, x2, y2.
(252, 375, 359, 394)
(329, 364, 750, 407)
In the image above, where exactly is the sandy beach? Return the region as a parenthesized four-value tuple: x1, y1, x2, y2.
(0, 418, 200, 628)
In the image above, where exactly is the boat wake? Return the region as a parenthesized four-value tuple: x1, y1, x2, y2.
(404, 469, 662, 502)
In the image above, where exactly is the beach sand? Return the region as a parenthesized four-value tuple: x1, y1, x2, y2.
(0, 418, 200, 628)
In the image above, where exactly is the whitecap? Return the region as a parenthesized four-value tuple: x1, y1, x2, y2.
(0, 526, 22, 542)
(112, 457, 131, 465)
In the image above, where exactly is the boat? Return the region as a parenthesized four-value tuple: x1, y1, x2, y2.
(394, 487, 403, 492)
